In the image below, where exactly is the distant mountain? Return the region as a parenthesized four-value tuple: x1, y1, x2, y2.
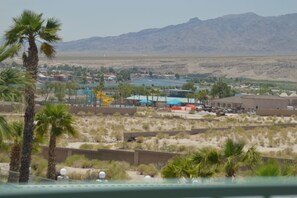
(57, 13, 297, 55)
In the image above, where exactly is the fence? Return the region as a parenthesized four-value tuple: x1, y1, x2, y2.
(41, 147, 178, 166)
(124, 123, 297, 140)
(257, 109, 297, 116)
(0, 104, 137, 115)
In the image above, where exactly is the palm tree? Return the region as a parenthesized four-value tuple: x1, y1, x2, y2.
(223, 139, 244, 177)
(65, 82, 78, 105)
(0, 68, 28, 183)
(93, 80, 104, 107)
(190, 148, 221, 177)
(4, 10, 61, 182)
(161, 155, 194, 179)
(118, 82, 123, 107)
(154, 89, 161, 107)
(223, 139, 260, 177)
(7, 121, 23, 183)
(35, 104, 76, 180)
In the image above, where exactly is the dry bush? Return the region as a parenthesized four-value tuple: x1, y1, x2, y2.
(137, 164, 159, 177)
(110, 131, 123, 141)
(79, 144, 95, 150)
(31, 156, 48, 177)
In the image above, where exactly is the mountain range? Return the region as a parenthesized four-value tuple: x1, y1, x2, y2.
(40, 13, 297, 55)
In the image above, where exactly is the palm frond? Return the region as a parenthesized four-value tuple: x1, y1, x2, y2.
(40, 42, 56, 59)
(39, 18, 62, 42)
(0, 44, 20, 62)
(0, 68, 30, 101)
(35, 103, 76, 138)
(0, 116, 10, 142)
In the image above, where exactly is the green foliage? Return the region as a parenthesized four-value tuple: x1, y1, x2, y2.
(210, 81, 233, 98)
(224, 139, 244, 158)
(64, 155, 89, 168)
(105, 161, 130, 180)
(182, 82, 197, 91)
(0, 44, 20, 62)
(257, 160, 296, 177)
(31, 156, 48, 177)
(161, 155, 194, 178)
(79, 144, 95, 150)
(137, 164, 159, 177)
(161, 139, 261, 179)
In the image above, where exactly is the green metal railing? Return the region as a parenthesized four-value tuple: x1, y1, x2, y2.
(1, 177, 297, 198)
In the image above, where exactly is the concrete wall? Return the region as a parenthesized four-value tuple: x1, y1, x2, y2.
(0, 104, 137, 115)
(242, 98, 289, 110)
(41, 147, 177, 166)
(256, 109, 297, 116)
(124, 124, 297, 140)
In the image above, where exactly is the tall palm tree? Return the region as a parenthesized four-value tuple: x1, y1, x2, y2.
(35, 104, 76, 180)
(0, 68, 28, 183)
(7, 121, 23, 183)
(4, 10, 61, 182)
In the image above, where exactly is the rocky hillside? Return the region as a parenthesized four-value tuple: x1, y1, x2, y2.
(57, 13, 297, 55)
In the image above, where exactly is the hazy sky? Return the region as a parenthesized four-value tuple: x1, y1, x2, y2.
(1, 0, 297, 41)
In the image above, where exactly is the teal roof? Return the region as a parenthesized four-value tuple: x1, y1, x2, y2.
(127, 95, 195, 103)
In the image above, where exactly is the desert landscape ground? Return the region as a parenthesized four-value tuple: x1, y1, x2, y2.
(1, 107, 297, 181)
(35, 55, 297, 82)
(6, 55, 297, 81)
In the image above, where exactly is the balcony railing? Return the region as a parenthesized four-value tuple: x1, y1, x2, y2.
(1, 177, 297, 198)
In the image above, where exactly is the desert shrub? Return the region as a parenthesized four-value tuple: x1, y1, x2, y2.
(0, 152, 10, 163)
(81, 159, 99, 168)
(137, 164, 159, 177)
(68, 171, 86, 180)
(86, 111, 95, 116)
(31, 156, 48, 177)
(96, 144, 112, 150)
(161, 144, 178, 152)
(79, 144, 95, 150)
(94, 134, 105, 142)
(132, 142, 143, 150)
(156, 132, 169, 139)
(136, 136, 144, 143)
(84, 169, 99, 180)
(111, 131, 123, 141)
(255, 160, 295, 176)
(203, 114, 216, 119)
(113, 112, 121, 117)
(64, 155, 89, 168)
(175, 132, 190, 139)
(105, 161, 130, 180)
(142, 123, 150, 131)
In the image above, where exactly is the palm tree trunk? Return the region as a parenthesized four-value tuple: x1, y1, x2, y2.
(47, 134, 57, 180)
(19, 37, 38, 183)
(8, 144, 21, 183)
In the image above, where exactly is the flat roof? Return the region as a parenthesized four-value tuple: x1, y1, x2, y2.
(241, 95, 288, 100)
(127, 95, 195, 103)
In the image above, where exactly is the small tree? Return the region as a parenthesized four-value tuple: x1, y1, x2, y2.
(7, 121, 23, 183)
(210, 81, 232, 98)
(35, 104, 76, 180)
